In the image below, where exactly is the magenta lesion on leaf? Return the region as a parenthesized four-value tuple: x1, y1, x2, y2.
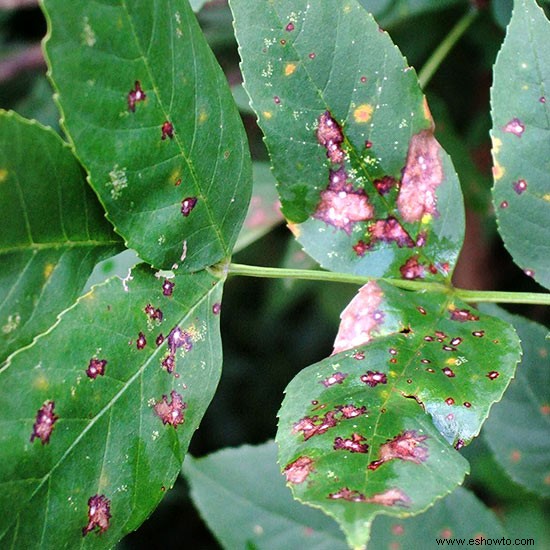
(333, 432, 369, 453)
(136, 331, 147, 350)
(30, 400, 59, 444)
(82, 494, 111, 536)
(397, 130, 443, 223)
(360, 370, 387, 387)
(320, 371, 348, 387)
(368, 430, 429, 471)
(316, 111, 345, 164)
(181, 197, 198, 217)
(400, 255, 426, 280)
(368, 217, 414, 248)
(161, 120, 175, 140)
(153, 390, 187, 427)
(502, 117, 525, 137)
(162, 279, 175, 297)
(144, 304, 163, 322)
(127, 80, 146, 112)
(449, 307, 479, 322)
(328, 487, 410, 506)
(86, 358, 107, 379)
(333, 281, 384, 354)
(284, 456, 315, 484)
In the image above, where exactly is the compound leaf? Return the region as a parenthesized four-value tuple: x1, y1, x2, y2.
(42, 0, 252, 271)
(0, 265, 224, 548)
(277, 283, 520, 549)
(0, 110, 122, 365)
(232, 0, 464, 280)
(491, 0, 550, 289)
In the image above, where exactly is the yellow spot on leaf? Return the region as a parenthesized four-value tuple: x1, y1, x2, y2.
(448, 303, 456, 311)
(263, 111, 273, 120)
(445, 358, 456, 366)
(491, 137, 502, 155)
(353, 104, 373, 123)
(543, 194, 550, 202)
(421, 213, 432, 225)
(492, 162, 505, 180)
(0, 168, 8, 183)
(43, 263, 55, 279)
(343, 4, 352, 14)
(198, 110, 208, 124)
(33, 375, 49, 391)
(285, 63, 297, 76)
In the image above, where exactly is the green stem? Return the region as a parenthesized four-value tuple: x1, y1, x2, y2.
(418, 8, 478, 89)
(220, 263, 550, 306)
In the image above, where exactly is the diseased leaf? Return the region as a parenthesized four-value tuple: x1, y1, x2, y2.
(183, 441, 348, 550)
(0, 110, 122, 364)
(481, 305, 550, 498)
(232, 0, 464, 280)
(0, 265, 224, 548)
(277, 282, 520, 548)
(491, 0, 550, 289)
(370, 487, 508, 550)
(42, 0, 252, 271)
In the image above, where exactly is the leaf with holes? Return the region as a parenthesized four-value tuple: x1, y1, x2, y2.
(277, 282, 520, 548)
(491, 0, 550, 289)
(42, 0, 252, 271)
(0, 265, 224, 548)
(481, 305, 550, 498)
(0, 110, 122, 365)
(231, 0, 464, 280)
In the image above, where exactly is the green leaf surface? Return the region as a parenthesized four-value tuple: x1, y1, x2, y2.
(183, 441, 348, 550)
(42, 0, 252, 271)
(232, 0, 464, 281)
(370, 486, 507, 550)
(491, 0, 550, 290)
(0, 110, 122, 365)
(481, 305, 550, 498)
(0, 265, 224, 548)
(277, 282, 520, 549)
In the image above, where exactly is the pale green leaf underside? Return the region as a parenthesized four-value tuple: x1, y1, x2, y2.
(491, 0, 550, 290)
(42, 0, 252, 271)
(481, 305, 550, 498)
(0, 265, 224, 548)
(232, 0, 464, 281)
(0, 110, 122, 364)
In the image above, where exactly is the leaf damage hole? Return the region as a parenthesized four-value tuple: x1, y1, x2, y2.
(30, 400, 58, 444)
(82, 494, 111, 536)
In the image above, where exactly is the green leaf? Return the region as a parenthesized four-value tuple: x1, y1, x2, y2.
(277, 282, 520, 549)
(183, 441, 348, 550)
(42, 0, 252, 271)
(232, 0, 464, 281)
(0, 265, 224, 548)
(481, 305, 550, 498)
(0, 110, 122, 365)
(491, 0, 550, 290)
(370, 486, 507, 550)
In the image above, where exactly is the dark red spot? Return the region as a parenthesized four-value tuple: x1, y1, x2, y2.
(280, 39, 286, 45)
(368, 217, 414, 248)
(336, 404, 367, 418)
(273, 96, 281, 105)
(175, 178, 182, 186)
(360, 76, 367, 83)
(285, 22, 294, 31)
(424, 335, 434, 342)
(167, 326, 192, 354)
(486, 371, 499, 380)
(127, 80, 146, 112)
(321, 372, 348, 387)
(540, 96, 546, 103)
(368, 430, 429, 470)
(82, 494, 111, 536)
(284, 456, 314, 484)
(365, 140, 373, 148)
(500, 200, 509, 209)
(392, 525, 405, 536)
(513, 179, 527, 194)
(308, 52, 316, 59)
(524, 268, 535, 278)
(212, 303, 221, 315)
(426, 367, 435, 373)
(442, 345, 457, 352)
(463, 402, 472, 408)
(155, 334, 165, 346)
(154, 390, 186, 427)
(353, 239, 371, 256)
(389, 348, 397, 356)
(472, 330, 485, 337)
(136, 331, 147, 350)
(86, 358, 107, 379)
(353, 351, 365, 360)
(406, 378, 412, 384)
(161, 120, 174, 140)
(417, 306, 427, 315)
(442, 367, 455, 378)
(162, 279, 175, 297)
(334, 433, 369, 453)
(450, 337, 462, 346)
(503, 118, 525, 137)
(374, 175, 397, 195)
(30, 400, 58, 444)
(455, 439, 465, 450)
(400, 256, 425, 280)
(449, 308, 479, 322)
(361, 370, 387, 387)
(445, 397, 455, 405)
(421, 359, 431, 364)
(181, 197, 198, 217)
